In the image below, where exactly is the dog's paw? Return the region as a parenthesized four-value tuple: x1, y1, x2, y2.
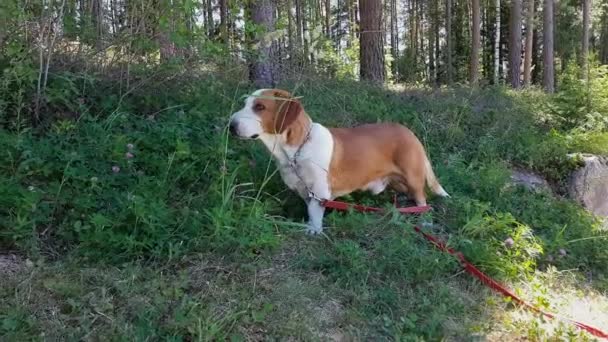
(305, 224, 323, 235)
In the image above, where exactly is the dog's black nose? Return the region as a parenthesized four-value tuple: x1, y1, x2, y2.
(229, 121, 238, 135)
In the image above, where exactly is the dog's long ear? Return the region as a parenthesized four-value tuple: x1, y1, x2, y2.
(273, 91, 302, 133)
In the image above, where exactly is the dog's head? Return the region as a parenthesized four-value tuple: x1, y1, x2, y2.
(229, 89, 303, 139)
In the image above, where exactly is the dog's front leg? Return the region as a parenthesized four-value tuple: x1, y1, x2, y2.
(302, 171, 331, 235)
(305, 198, 326, 235)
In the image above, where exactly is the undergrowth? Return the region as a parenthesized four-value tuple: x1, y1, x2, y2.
(1, 65, 608, 339)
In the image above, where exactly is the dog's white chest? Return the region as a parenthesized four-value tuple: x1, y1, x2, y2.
(278, 161, 311, 196)
(259, 123, 334, 200)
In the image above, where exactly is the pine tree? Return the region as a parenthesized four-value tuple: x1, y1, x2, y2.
(494, 0, 501, 84)
(601, 1, 608, 64)
(523, 0, 535, 86)
(250, 0, 278, 87)
(359, 0, 385, 83)
(543, 0, 555, 92)
(390, 0, 399, 77)
(509, 0, 522, 88)
(446, 0, 453, 84)
(220, 0, 229, 47)
(582, 0, 591, 81)
(470, 0, 481, 84)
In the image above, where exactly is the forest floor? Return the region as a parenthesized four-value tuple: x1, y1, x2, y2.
(2, 73, 608, 340)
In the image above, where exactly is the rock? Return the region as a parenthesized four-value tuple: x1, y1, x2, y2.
(510, 169, 552, 193)
(567, 154, 608, 221)
(0, 254, 23, 278)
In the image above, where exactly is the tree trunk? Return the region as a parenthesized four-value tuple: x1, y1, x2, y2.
(302, 0, 310, 62)
(347, 0, 359, 48)
(359, 0, 385, 83)
(428, 0, 435, 84)
(206, 0, 214, 37)
(319, 0, 325, 36)
(523, 0, 535, 86)
(483, 1, 492, 80)
(277, 3, 284, 63)
(348, 0, 356, 42)
(229, 1, 237, 52)
(250, 0, 278, 88)
(494, 0, 500, 84)
(532, 15, 541, 84)
(91, 0, 104, 50)
(355, 0, 360, 40)
(509, 0, 522, 88)
(353, 0, 361, 39)
(601, 5, 608, 64)
(543, 0, 554, 93)
(408, 0, 413, 52)
(435, 0, 440, 85)
(418, 0, 424, 73)
(325, 0, 331, 37)
(220, 0, 228, 47)
(390, 0, 398, 76)
(409, 0, 416, 60)
(202, 0, 208, 33)
(582, 0, 591, 81)
(470, 0, 481, 85)
(287, 0, 294, 56)
(348, 0, 354, 47)
(295, 0, 303, 49)
(335, 0, 342, 49)
(109, 0, 117, 36)
(446, 0, 453, 84)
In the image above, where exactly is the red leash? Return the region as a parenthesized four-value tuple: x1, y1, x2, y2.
(323, 199, 431, 214)
(322, 199, 608, 339)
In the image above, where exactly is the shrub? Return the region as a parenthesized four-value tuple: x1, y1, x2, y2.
(553, 60, 608, 131)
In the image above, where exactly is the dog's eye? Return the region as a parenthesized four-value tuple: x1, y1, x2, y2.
(254, 103, 265, 111)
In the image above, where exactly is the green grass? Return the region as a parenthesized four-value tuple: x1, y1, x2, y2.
(1, 69, 608, 340)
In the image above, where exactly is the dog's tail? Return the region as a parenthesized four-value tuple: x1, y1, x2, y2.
(425, 156, 450, 197)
